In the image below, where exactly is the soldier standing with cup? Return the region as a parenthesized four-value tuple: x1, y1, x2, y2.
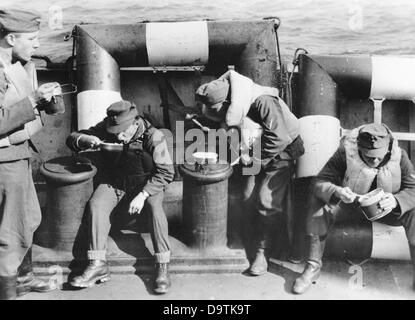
(0, 8, 61, 299)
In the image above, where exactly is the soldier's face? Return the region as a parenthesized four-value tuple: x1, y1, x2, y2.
(360, 153, 385, 168)
(116, 122, 138, 143)
(8, 31, 40, 62)
(202, 100, 230, 123)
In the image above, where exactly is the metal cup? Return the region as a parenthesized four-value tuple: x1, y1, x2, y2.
(193, 152, 218, 173)
(358, 188, 387, 221)
(44, 85, 65, 115)
(43, 84, 77, 115)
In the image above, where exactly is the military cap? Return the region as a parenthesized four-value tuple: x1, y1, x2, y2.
(105, 100, 138, 134)
(0, 9, 41, 33)
(196, 78, 230, 122)
(357, 123, 391, 157)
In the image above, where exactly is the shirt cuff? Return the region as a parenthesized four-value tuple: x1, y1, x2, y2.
(394, 194, 408, 218)
(316, 182, 339, 204)
(27, 95, 37, 108)
(20, 97, 37, 117)
(75, 134, 86, 149)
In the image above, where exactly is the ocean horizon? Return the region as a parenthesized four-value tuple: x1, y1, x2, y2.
(2, 0, 415, 64)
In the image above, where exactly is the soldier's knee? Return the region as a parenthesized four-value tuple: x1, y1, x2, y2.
(87, 196, 105, 217)
(146, 192, 164, 212)
(256, 186, 274, 209)
(256, 199, 277, 217)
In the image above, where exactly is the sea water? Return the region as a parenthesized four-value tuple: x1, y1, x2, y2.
(2, 0, 415, 64)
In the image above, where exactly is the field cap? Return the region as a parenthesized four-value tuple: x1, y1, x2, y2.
(196, 78, 230, 121)
(105, 100, 138, 134)
(357, 123, 391, 157)
(0, 9, 41, 33)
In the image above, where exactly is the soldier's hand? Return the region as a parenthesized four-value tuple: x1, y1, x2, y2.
(335, 186, 357, 203)
(378, 192, 397, 214)
(32, 82, 60, 105)
(77, 135, 102, 150)
(129, 192, 149, 215)
(240, 153, 252, 166)
(240, 154, 262, 167)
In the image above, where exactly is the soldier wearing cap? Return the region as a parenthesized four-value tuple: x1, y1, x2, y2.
(0, 9, 61, 299)
(293, 123, 415, 294)
(196, 70, 305, 276)
(66, 100, 175, 294)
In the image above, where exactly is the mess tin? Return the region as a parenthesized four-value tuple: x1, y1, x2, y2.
(44, 83, 77, 115)
(358, 188, 388, 221)
(100, 142, 124, 152)
(193, 151, 218, 164)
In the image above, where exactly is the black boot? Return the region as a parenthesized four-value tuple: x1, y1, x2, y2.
(154, 263, 171, 294)
(17, 248, 58, 296)
(293, 235, 325, 294)
(70, 260, 110, 288)
(0, 275, 17, 300)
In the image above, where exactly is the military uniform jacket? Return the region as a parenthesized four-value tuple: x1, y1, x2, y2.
(246, 95, 305, 167)
(66, 117, 175, 196)
(0, 52, 40, 162)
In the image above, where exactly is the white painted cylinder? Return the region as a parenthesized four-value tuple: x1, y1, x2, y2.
(370, 56, 415, 100)
(77, 90, 122, 130)
(146, 21, 209, 66)
(296, 115, 341, 178)
(371, 222, 410, 261)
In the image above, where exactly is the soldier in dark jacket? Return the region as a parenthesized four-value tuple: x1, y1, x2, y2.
(293, 123, 415, 294)
(66, 100, 175, 294)
(196, 70, 305, 276)
(0, 8, 61, 300)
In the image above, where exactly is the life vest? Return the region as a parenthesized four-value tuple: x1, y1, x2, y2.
(343, 126, 401, 194)
(219, 70, 300, 151)
(0, 54, 42, 148)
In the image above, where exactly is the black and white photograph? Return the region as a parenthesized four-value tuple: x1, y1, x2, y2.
(0, 0, 415, 306)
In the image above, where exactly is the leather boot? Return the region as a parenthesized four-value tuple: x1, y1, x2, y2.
(17, 272, 58, 296)
(0, 275, 17, 300)
(292, 235, 325, 294)
(70, 260, 110, 288)
(17, 248, 58, 296)
(248, 248, 268, 276)
(153, 263, 171, 294)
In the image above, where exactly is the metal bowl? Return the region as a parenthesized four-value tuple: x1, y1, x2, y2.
(100, 142, 123, 152)
(192, 151, 218, 164)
